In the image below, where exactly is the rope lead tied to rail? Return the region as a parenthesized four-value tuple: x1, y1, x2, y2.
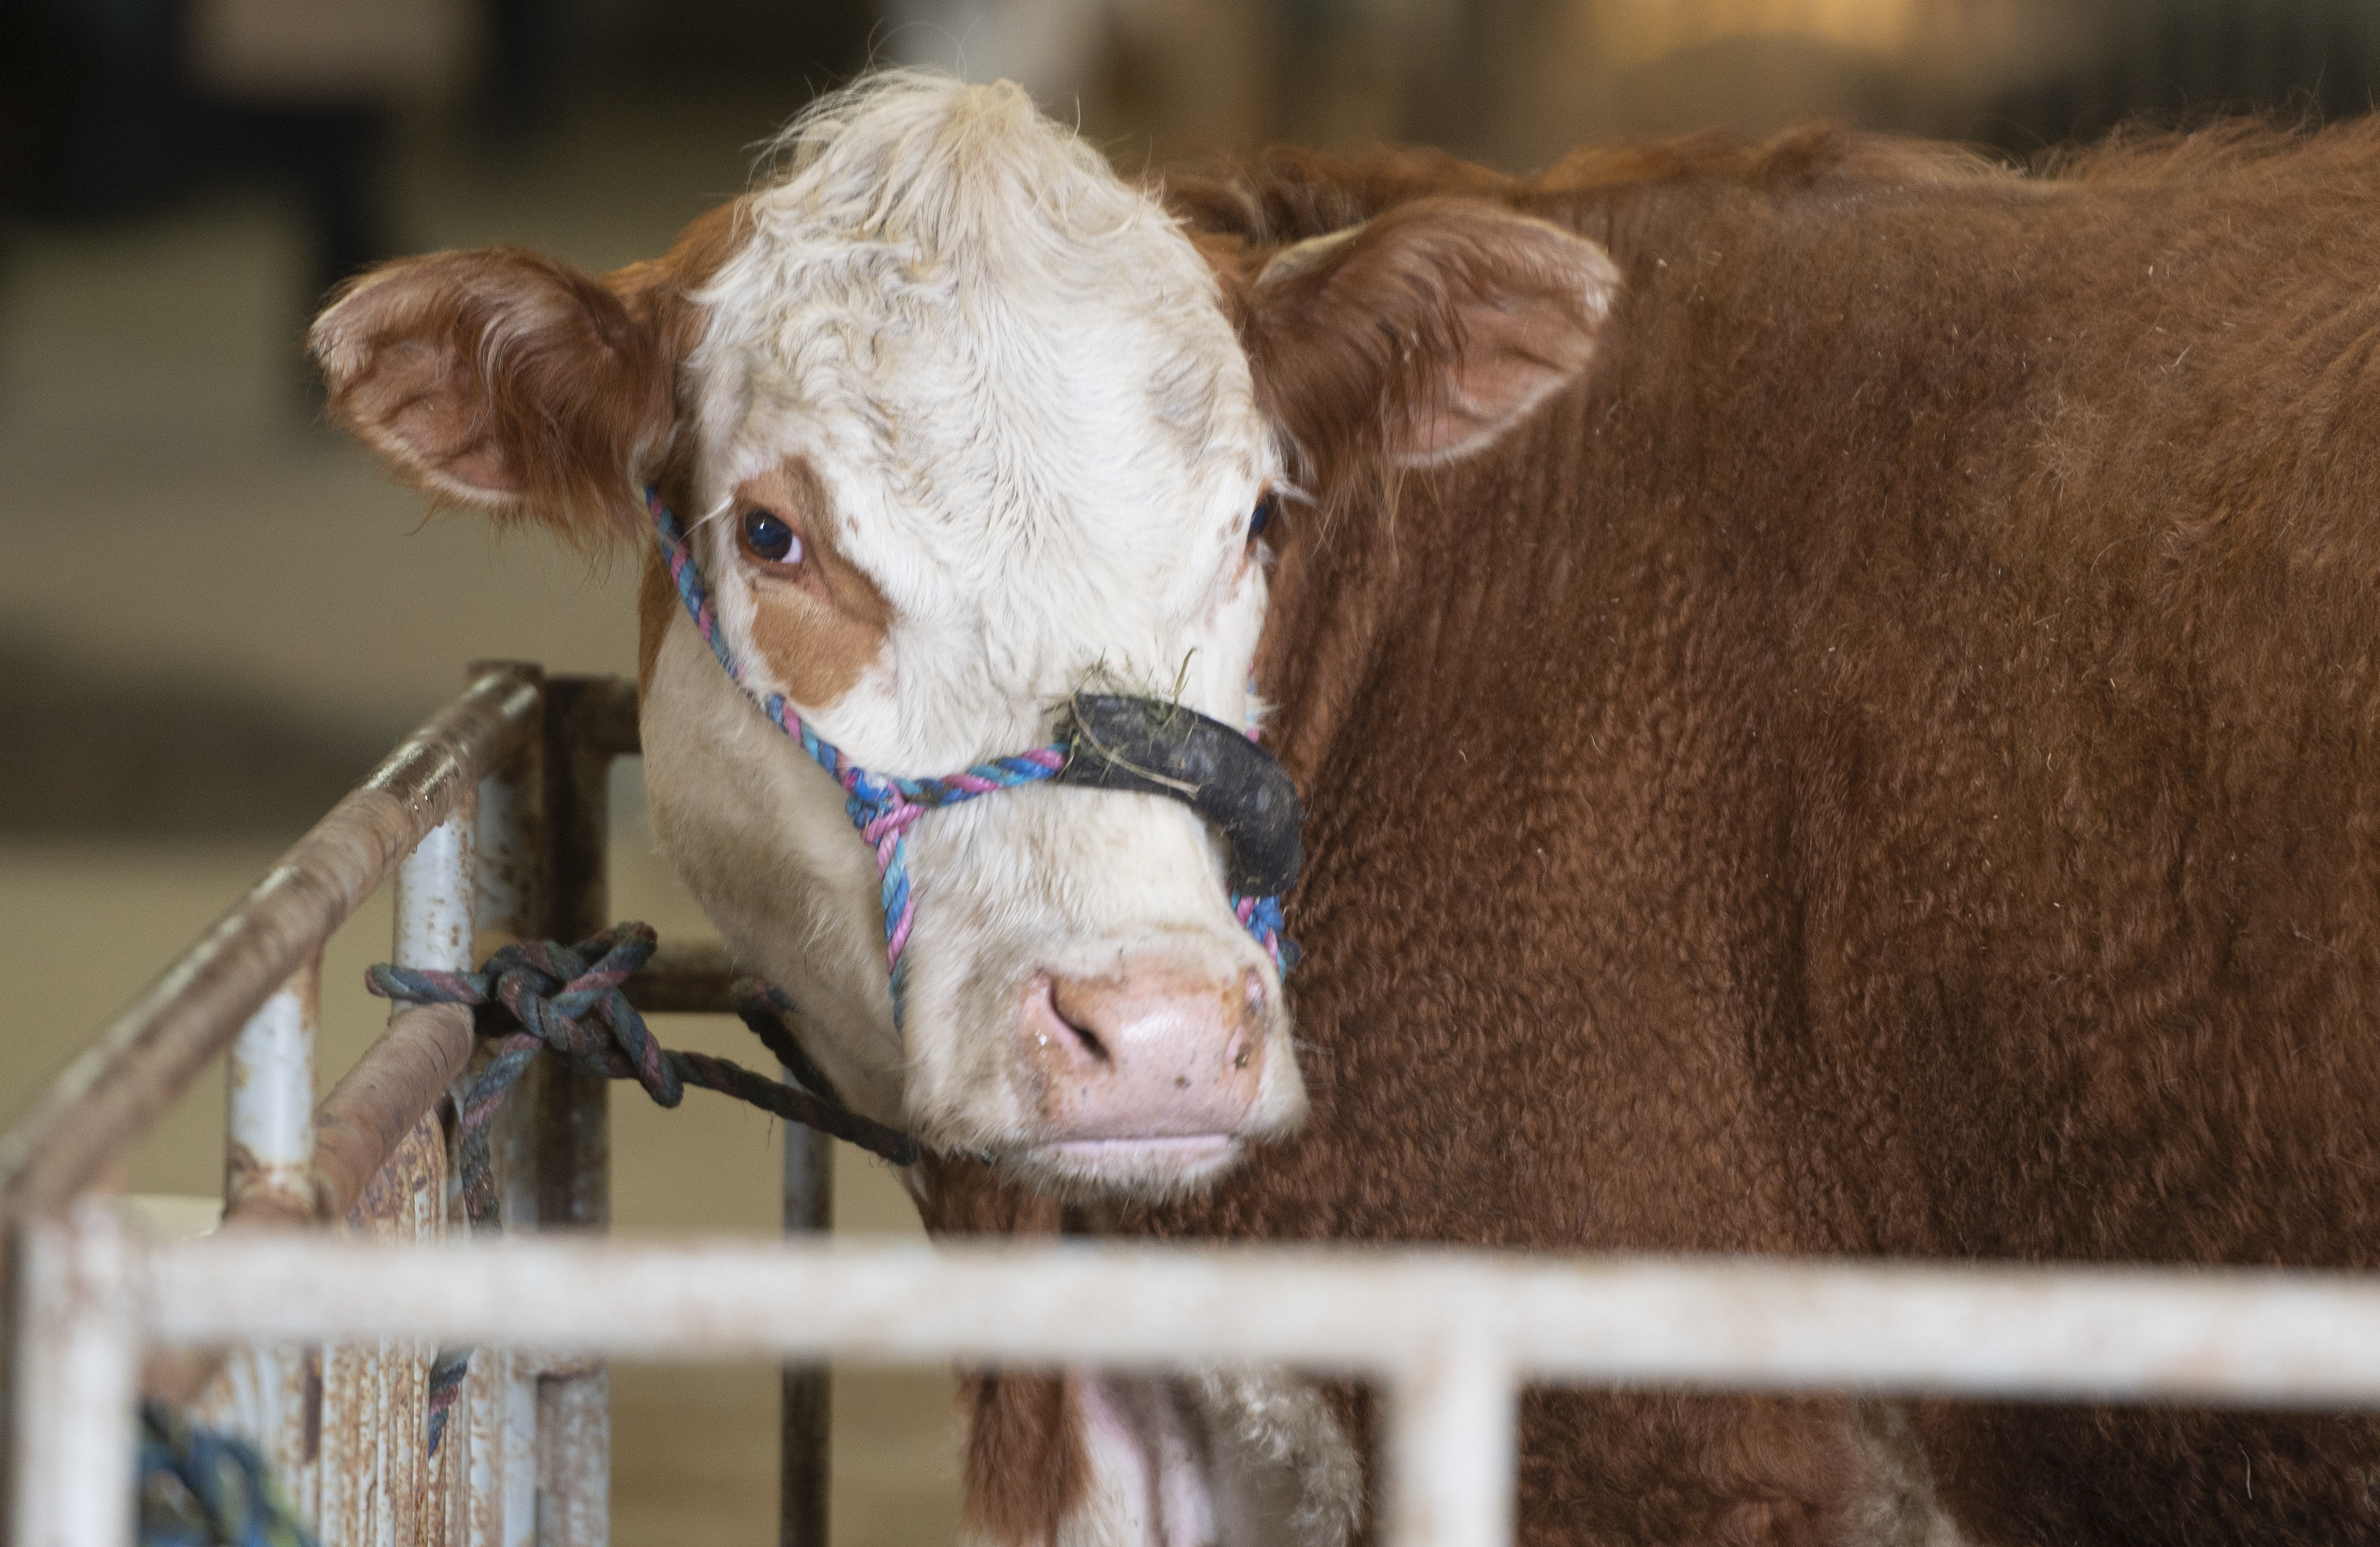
(367, 922, 918, 1234)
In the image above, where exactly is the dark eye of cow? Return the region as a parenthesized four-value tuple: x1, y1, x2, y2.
(741, 508, 803, 566)
(1249, 491, 1280, 542)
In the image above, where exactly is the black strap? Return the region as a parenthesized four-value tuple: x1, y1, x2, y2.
(1052, 694, 1304, 896)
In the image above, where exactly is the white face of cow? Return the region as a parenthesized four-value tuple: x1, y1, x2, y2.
(644, 78, 1294, 1196)
(311, 70, 1619, 1203)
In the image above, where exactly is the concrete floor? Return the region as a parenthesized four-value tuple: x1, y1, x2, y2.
(0, 87, 960, 1547)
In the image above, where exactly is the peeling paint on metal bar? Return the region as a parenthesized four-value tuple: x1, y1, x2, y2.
(226, 956, 319, 1220)
(128, 1229, 2380, 1402)
(13, 1209, 138, 1547)
(39, 1211, 2380, 1547)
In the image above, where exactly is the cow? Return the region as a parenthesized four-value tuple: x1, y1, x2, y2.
(314, 72, 2380, 1547)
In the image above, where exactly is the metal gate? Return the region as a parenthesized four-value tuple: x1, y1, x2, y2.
(9, 665, 2380, 1547)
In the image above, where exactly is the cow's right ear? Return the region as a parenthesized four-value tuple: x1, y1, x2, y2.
(1244, 197, 1619, 476)
(310, 246, 681, 549)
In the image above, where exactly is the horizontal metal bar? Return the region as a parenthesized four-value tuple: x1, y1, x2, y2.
(0, 669, 541, 1219)
(137, 1232, 2380, 1409)
(621, 941, 739, 1015)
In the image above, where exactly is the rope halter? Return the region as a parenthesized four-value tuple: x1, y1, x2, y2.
(649, 488, 1297, 1025)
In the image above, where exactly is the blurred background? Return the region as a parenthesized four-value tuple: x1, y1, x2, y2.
(2, 0, 2375, 1542)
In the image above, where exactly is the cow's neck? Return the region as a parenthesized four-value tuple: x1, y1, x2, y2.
(1253, 434, 1579, 799)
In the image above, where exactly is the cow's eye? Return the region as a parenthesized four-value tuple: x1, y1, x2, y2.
(741, 508, 803, 566)
(1249, 491, 1280, 542)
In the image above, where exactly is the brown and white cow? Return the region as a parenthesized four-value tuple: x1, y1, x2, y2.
(318, 74, 2380, 1547)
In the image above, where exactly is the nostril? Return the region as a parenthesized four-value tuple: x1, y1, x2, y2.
(1067, 1019, 1110, 1064)
(1046, 981, 1113, 1064)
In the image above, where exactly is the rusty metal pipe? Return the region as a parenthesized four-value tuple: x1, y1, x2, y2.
(0, 669, 540, 1219)
(308, 1003, 476, 1226)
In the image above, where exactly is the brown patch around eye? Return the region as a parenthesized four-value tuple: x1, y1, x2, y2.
(735, 461, 893, 711)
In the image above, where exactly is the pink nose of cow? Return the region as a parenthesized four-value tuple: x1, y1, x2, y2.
(1022, 965, 1269, 1139)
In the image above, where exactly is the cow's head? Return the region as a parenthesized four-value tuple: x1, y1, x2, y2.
(314, 74, 1616, 1201)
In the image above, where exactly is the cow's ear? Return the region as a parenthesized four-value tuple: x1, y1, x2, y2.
(310, 246, 682, 549)
(1246, 198, 1618, 471)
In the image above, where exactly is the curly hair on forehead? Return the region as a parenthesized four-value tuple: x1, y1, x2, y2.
(752, 70, 1158, 260)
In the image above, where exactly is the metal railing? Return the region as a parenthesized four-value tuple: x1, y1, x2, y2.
(28, 1217, 2380, 1547)
(10, 665, 2380, 1547)
(0, 664, 712, 1546)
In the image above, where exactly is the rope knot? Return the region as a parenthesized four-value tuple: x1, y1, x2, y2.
(369, 923, 675, 1106)
(365, 920, 920, 1237)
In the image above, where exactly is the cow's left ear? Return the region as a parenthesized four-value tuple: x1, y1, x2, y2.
(1245, 197, 1618, 470)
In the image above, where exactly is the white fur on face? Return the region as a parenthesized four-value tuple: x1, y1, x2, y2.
(639, 73, 1302, 1185)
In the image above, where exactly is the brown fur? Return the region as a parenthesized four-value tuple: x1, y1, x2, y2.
(734, 461, 895, 709)
(914, 1156, 1087, 1543)
(1114, 117, 2380, 1546)
(311, 200, 743, 550)
(324, 109, 2380, 1547)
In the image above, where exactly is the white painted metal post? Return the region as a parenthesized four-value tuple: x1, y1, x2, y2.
(206, 954, 323, 1522)
(399, 814, 477, 982)
(226, 955, 319, 1218)
(1385, 1334, 1517, 1547)
(12, 1207, 138, 1547)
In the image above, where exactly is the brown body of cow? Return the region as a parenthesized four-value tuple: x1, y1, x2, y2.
(935, 123, 2380, 1547)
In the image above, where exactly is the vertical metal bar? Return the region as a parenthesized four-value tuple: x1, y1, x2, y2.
(461, 1354, 507, 1547)
(13, 1208, 138, 1547)
(317, 806, 473, 1547)
(226, 955, 321, 1219)
(780, 1126, 833, 1547)
(398, 814, 478, 979)
(538, 676, 617, 1545)
(461, 664, 552, 1547)
(536, 1359, 609, 1547)
(474, 666, 549, 1256)
(472, 662, 549, 963)
(202, 955, 324, 1530)
(1384, 1334, 1515, 1547)
(500, 1353, 539, 1547)
(539, 677, 615, 1230)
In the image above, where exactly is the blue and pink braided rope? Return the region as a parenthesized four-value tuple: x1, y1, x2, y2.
(648, 488, 1289, 1013)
